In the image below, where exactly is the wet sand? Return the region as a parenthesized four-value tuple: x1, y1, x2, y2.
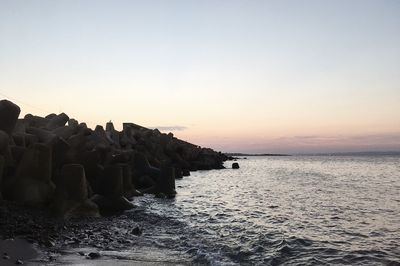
(0, 238, 38, 266)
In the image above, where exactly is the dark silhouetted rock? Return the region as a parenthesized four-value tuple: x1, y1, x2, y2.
(46, 113, 69, 130)
(94, 165, 134, 213)
(13, 143, 55, 205)
(174, 166, 183, 179)
(0, 99, 20, 135)
(156, 165, 176, 197)
(232, 162, 240, 169)
(87, 252, 101, 259)
(24, 114, 49, 128)
(0, 99, 229, 218)
(51, 164, 99, 218)
(0, 130, 14, 167)
(131, 226, 142, 236)
(182, 169, 190, 176)
(0, 155, 4, 199)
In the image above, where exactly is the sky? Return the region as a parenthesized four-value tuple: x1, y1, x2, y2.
(0, 0, 399, 154)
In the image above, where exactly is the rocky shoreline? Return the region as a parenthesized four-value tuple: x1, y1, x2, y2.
(0, 99, 228, 264)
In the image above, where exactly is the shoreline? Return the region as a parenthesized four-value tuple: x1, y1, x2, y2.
(0, 199, 198, 265)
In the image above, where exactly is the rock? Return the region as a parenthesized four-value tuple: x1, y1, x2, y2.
(68, 119, 79, 127)
(52, 125, 78, 140)
(105, 121, 120, 148)
(0, 99, 21, 135)
(13, 119, 26, 134)
(0, 130, 14, 166)
(10, 146, 26, 165)
(87, 252, 101, 259)
(26, 127, 57, 144)
(131, 226, 142, 236)
(0, 155, 4, 199)
(120, 164, 135, 198)
(51, 164, 99, 218)
(12, 143, 55, 205)
(12, 133, 26, 147)
(16, 259, 24, 264)
(101, 165, 123, 198)
(46, 113, 69, 130)
(3, 254, 10, 260)
(94, 165, 134, 213)
(182, 169, 190, 176)
(22, 133, 39, 147)
(24, 114, 49, 128)
(232, 162, 240, 169)
(174, 166, 183, 179)
(43, 239, 55, 247)
(155, 165, 176, 197)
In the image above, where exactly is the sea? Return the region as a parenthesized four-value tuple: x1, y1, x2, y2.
(130, 156, 400, 265)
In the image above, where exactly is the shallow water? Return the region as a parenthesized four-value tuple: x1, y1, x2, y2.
(132, 156, 400, 265)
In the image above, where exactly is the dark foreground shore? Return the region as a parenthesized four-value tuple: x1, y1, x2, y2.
(0, 201, 198, 265)
(0, 99, 227, 265)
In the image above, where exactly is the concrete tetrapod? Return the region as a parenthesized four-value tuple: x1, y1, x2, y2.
(0, 99, 21, 135)
(0, 155, 4, 200)
(91, 164, 134, 215)
(13, 143, 55, 205)
(46, 113, 69, 130)
(155, 165, 176, 198)
(0, 130, 14, 167)
(51, 164, 99, 219)
(120, 164, 142, 199)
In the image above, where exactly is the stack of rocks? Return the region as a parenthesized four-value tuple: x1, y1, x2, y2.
(0, 99, 228, 218)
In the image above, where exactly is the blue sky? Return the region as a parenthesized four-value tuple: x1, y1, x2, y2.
(1, 0, 399, 153)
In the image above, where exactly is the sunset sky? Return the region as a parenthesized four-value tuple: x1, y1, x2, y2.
(1, 0, 399, 153)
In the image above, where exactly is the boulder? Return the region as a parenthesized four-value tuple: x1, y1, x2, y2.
(52, 125, 78, 140)
(46, 113, 69, 130)
(68, 118, 79, 127)
(93, 165, 134, 213)
(232, 162, 240, 169)
(174, 166, 183, 179)
(13, 119, 26, 134)
(23, 133, 39, 147)
(155, 165, 176, 198)
(51, 164, 99, 218)
(182, 169, 190, 177)
(121, 164, 134, 198)
(0, 130, 14, 167)
(12, 143, 55, 205)
(10, 146, 26, 164)
(26, 127, 57, 144)
(105, 122, 120, 148)
(0, 100, 21, 135)
(12, 133, 26, 147)
(24, 114, 49, 128)
(0, 155, 4, 199)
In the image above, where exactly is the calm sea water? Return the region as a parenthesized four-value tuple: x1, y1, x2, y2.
(131, 156, 400, 265)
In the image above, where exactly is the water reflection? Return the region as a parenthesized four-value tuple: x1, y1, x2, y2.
(133, 156, 400, 265)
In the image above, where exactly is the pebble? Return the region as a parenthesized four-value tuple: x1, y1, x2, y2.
(131, 226, 142, 236)
(87, 252, 101, 259)
(16, 259, 24, 264)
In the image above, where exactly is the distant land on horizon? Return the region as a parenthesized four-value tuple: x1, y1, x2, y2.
(226, 151, 400, 157)
(298, 151, 400, 156)
(225, 153, 291, 157)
